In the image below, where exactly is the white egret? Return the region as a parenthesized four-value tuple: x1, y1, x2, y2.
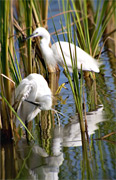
(14, 73, 52, 126)
(26, 27, 100, 73)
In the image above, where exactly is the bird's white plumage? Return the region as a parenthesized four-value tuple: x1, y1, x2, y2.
(51, 41, 99, 72)
(27, 27, 100, 73)
(14, 73, 52, 125)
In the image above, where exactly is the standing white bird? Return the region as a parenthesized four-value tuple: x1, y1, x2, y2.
(26, 27, 100, 73)
(14, 73, 52, 126)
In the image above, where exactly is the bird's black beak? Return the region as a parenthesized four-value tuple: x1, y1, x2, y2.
(24, 33, 34, 41)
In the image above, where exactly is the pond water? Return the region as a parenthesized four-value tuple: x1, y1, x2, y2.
(1, 1, 116, 180)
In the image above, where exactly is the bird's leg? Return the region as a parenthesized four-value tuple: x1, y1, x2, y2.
(55, 111, 61, 127)
(55, 83, 68, 95)
(51, 108, 72, 126)
(55, 70, 81, 94)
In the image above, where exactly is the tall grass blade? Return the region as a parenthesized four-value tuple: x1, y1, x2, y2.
(1, 0, 11, 101)
(26, 0, 32, 74)
(50, 2, 85, 133)
(1, 93, 35, 140)
(8, 47, 22, 86)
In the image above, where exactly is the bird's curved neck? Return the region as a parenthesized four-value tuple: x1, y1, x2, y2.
(40, 36, 56, 67)
(40, 34, 50, 46)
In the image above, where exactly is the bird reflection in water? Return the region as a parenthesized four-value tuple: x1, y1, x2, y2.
(16, 106, 105, 180)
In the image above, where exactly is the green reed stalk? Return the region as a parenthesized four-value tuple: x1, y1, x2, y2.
(51, 0, 85, 133)
(72, 0, 115, 57)
(0, 0, 14, 138)
(41, 0, 48, 26)
(26, 0, 32, 74)
(81, 137, 93, 179)
(32, 0, 42, 26)
(9, 0, 14, 67)
(44, 0, 48, 26)
(64, 0, 84, 126)
(2, 0, 10, 101)
(1, 93, 35, 141)
(91, 1, 115, 56)
(8, 47, 22, 86)
(70, 0, 116, 112)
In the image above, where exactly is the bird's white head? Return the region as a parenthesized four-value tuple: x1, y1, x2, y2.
(26, 27, 50, 44)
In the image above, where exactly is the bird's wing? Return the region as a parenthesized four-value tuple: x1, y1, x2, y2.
(52, 41, 99, 72)
(75, 46, 99, 72)
(14, 82, 33, 112)
(26, 106, 41, 122)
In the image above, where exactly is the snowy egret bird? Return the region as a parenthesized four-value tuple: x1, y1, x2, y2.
(26, 27, 100, 73)
(14, 73, 52, 126)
